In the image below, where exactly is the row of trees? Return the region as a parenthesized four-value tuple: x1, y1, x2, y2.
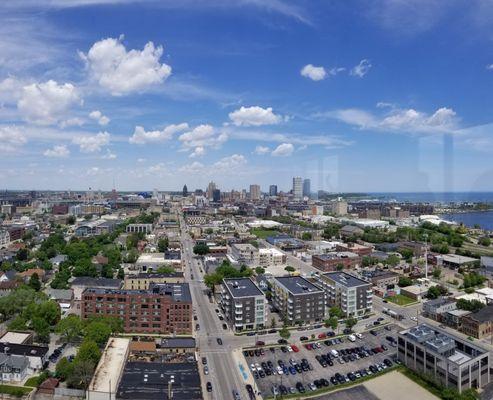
(55, 315, 123, 389)
(204, 261, 253, 293)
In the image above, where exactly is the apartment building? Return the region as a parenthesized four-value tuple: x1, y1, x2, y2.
(316, 271, 372, 317)
(0, 230, 9, 249)
(123, 272, 185, 290)
(271, 276, 325, 325)
(398, 324, 490, 393)
(258, 247, 286, 268)
(220, 278, 266, 332)
(230, 243, 259, 267)
(135, 251, 183, 272)
(312, 252, 361, 272)
(81, 283, 193, 335)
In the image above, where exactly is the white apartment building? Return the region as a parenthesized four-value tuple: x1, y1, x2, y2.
(230, 243, 259, 267)
(258, 248, 286, 268)
(0, 230, 10, 249)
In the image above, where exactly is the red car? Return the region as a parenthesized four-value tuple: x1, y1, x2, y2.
(291, 345, 299, 352)
(318, 333, 327, 339)
(304, 344, 312, 350)
(256, 341, 265, 346)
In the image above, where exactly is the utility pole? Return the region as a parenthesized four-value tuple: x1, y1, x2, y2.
(168, 375, 175, 399)
(424, 234, 428, 280)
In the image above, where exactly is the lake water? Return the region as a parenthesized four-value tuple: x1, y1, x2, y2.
(368, 192, 493, 204)
(441, 211, 493, 231)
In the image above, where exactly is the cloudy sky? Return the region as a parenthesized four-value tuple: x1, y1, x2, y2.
(1, 0, 493, 193)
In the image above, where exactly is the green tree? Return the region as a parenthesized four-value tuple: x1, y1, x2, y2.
(16, 248, 30, 261)
(456, 299, 485, 312)
(55, 314, 83, 343)
(32, 316, 51, 342)
(156, 266, 176, 275)
(279, 327, 291, 340)
(329, 306, 343, 319)
(204, 273, 223, 294)
(345, 317, 358, 331)
(8, 315, 27, 331)
(270, 317, 277, 329)
(284, 266, 295, 273)
(325, 316, 338, 331)
(398, 248, 414, 262)
(28, 272, 41, 291)
(301, 232, 312, 241)
(336, 263, 344, 271)
(67, 359, 95, 389)
(432, 268, 442, 279)
(117, 267, 124, 279)
(398, 276, 413, 287)
(426, 285, 448, 299)
(76, 340, 101, 365)
(84, 321, 112, 347)
(193, 243, 210, 256)
(66, 215, 76, 225)
(55, 357, 74, 380)
(157, 237, 169, 252)
(255, 267, 265, 275)
(386, 254, 400, 267)
(126, 234, 139, 249)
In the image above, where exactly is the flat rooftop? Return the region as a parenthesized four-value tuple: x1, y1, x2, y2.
(84, 283, 192, 302)
(117, 361, 202, 400)
(0, 332, 31, 344)
(88, 337, 130, 394)
(160, 337, 196, 348)
(314, 252, 359, 260)
(128, 272, 184, 279)
(274, 276, 323, 295)
(323, 272, 370, 287)
(223, 277, 264, 298)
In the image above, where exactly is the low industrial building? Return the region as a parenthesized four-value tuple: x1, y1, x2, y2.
(422, 298, 457, 322)
(135, 251, 183, 272)
(398, 324, 490, 393)
(312, 252, 361, 272)
(460, 305, 493, 339)
(126, 223, 153, 234)
(123, 272, 185, 290)
(335, 242, 373, 257)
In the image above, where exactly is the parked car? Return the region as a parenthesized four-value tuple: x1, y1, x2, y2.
(206, 382, 212, 392)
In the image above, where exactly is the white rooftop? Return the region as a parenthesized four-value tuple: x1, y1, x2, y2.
(0, 332, 30, 344)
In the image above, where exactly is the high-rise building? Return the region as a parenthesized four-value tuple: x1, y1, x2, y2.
(212, 189, 221, 202)
(182, 185, 188, 197)
(206, 181, 216, 200)
(292, 177, 303, 200)
(269, 185, 278, 196)
(303, 179, 311, 198)
(249, 184, 260, 201)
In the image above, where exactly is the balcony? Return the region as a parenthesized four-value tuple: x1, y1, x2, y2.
(235, 303, 243, 308)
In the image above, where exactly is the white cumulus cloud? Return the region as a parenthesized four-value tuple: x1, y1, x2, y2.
(271, 143, 294, 156)
(178, 124, 228, 150)
(300, 64, 327, 81)
(190, 146, 205, 158)
(254, 145, 270, 155)
(129, 123, 188, 144)
(80, 36, 172, 96)
(17, 80, 80, 125)
(43, 145, 70, 158)
(89, 110, 110, 126)
(72, 131, 110, 152)
(0, 126, 27, 154)
(213, 154, 247, 170)
(229, 106, 283, 127)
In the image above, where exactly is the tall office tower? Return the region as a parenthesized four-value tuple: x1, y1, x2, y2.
(206, 181, 216, 199)
(182, 185, 188, 197)
(303, 179, 311, 198)
(249, 184, 261, 201)
(292, 177, 303, 200)
(212, 189, 221, 202)
(269, 185, 278, 196)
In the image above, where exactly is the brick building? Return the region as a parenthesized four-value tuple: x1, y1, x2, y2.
(312, 252, 361, 272)
(81, 283, 192, 335)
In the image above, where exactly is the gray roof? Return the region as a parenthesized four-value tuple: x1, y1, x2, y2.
(129, 272, 184, 279)
(274, 276, 323, 295)
(0, 354, 29, 371)
(223, 278, 263, 298)
(467, 304, 493, 323)
(47, 288, 73, 301)
(160, 337, 196, 348)
(0, 343, 48, 358)
(314, 252, 359, 260)
(84, 283, 192, 303)
(323, 272, 370, 288)
(117, 361, 202, 400)
(71, 277, 122, 288)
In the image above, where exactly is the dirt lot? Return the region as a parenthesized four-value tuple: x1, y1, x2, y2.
(243, 325, 399, 398)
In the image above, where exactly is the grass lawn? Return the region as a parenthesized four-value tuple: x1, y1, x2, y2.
(0, 385, 33, 397)
(251, 229, 280, 239)
(387, 294, 417, 306)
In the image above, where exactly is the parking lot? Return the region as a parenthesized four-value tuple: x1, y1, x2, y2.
(243, 324, 399, 398)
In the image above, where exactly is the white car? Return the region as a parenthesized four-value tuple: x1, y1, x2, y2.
(276, 366, 283, 375)
(356, 333, 363, 339)
(250, 363, 256, 372)
(410, 316, 417, 321)
(287, 346, 293, 352)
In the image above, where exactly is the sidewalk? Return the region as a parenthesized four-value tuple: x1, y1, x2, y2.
(231, 348, 263, 399)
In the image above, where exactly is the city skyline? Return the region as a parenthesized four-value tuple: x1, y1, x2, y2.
(1, 1, 493, 192)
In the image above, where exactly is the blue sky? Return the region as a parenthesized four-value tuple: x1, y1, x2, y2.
(1, 0, 493, 193)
